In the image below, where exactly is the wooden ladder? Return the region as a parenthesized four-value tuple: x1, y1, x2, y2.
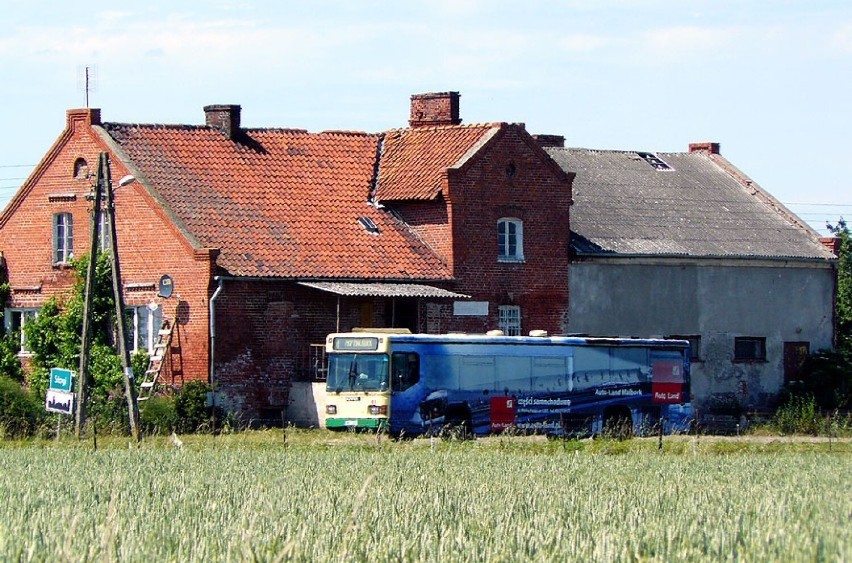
(138, 319, 175, 401)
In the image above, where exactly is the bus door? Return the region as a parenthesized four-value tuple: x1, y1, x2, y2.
(389, 351, 422, 433)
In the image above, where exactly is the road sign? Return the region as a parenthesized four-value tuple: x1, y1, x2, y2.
(49, 368, 75, 392)
(46, 390, 75, 415)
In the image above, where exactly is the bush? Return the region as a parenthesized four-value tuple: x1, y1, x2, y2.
(0, 376, 46, 438)
(140, 395, 178, 435)
(773, 395, 823, 435)
(0, 332, 24, 383)
(787, 349, 852, 410)
(174, 381, 212, 434)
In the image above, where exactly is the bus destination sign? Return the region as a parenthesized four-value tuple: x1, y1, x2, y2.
(333, 337, 379, 351)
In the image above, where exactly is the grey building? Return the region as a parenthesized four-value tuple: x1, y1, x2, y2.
(543, 140, 837, 415)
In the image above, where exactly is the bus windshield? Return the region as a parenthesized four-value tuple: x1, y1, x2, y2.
(327, 353, 389, 393)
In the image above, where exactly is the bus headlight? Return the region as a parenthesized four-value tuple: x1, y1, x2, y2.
(368, 404, 388, 415)
(326, 405, 337, 415)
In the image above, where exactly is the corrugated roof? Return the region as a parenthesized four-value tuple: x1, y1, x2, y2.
(298, 281, 469, 298)
(546, 148, 834, 260)
(103, 123, 452, 280)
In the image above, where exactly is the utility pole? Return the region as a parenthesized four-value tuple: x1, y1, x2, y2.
(75, 155, 104, 438)
(102, 154, 141, 441)
(75, 152, 140, 441)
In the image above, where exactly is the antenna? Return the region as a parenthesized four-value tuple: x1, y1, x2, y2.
(77, 65, 98, 108)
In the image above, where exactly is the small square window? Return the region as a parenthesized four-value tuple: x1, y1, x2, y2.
(125, 304, 162, 354)
(734, 337, 766, 362)
(4, 308, 39, 354)
(669, 334, 701, 361)
(498, 305, 521, 336)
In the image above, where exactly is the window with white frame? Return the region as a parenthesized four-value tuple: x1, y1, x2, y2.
(498, 305, 521, 336)
(52, 212, 74, 264)
(4, 308, 38, 354)
(125, 304, 162, 354)
(497, 218, 524, 262)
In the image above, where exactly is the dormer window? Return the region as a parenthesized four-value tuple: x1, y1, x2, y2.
(498, 218, 524, 262)
(358, 216, 380, 234)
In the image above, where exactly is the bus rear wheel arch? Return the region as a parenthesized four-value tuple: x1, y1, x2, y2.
(443, 404, 473, 440)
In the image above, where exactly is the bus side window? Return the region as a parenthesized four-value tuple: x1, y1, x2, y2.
(392, 352, 420, 392)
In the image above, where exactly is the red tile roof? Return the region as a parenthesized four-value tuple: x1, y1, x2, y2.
(103, 123, 452, 280)
(376, 123, 499, 201)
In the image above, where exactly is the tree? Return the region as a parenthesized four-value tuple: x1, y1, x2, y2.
(24, 253, 143, 430)
(784, 219, 852, 411)
(827, 219, 851, 351)
(0, 282, 25, 382)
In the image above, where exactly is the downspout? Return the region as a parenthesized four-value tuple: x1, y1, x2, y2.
(209, 277, 225, 424)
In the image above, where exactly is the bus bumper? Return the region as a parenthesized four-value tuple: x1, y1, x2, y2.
(326, 417, 387, 430)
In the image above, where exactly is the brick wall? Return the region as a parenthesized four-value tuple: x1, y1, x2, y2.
(213, 280, 409, 421)
(447, 125, 571, 334)
(0, 108, 215, 390)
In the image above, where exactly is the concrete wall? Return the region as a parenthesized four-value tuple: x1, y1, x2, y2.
(566, 259, 835, 410)
(286, 382, 327, 428)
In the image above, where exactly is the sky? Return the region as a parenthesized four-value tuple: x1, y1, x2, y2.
(1, 0, 850, 234)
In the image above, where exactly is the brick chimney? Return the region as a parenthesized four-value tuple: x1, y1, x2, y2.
(689, 142, 720, 154)
(409, 92, 461, 128)
(204, 104, 241, 139)
(533, 134, 565, 148)
(819, 237, 841, 256)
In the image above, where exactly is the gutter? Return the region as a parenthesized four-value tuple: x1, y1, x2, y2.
(209, 277, 225, 418)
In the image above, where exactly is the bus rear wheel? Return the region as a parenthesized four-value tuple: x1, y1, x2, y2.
(443, 405, 473, 440)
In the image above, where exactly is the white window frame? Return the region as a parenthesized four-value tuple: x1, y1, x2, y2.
(125, 304, 162, 354)
(4, 308, 39, 354)
(497, 218, 524, 262)
(498, 305, 521, 336)
(53, 212, 74, 264)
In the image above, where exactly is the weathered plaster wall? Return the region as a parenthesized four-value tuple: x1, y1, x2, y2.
(566, 260, 835, 409)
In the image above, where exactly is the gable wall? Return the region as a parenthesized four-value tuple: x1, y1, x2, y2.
(0, 115, 213, 389)
(445, 127, 571, 335)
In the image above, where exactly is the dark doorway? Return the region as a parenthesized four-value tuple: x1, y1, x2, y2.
(386, 298, 418, 333)
(783, 341, 810, 385)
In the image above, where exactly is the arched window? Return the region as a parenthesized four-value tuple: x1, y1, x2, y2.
(497, 218, 524, 262)
(73, 158, 89, 179)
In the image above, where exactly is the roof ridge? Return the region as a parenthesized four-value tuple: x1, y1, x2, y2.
(104, 122, 207, 131)
(318, 129, 380, 137)
(383, 122, 502, 134)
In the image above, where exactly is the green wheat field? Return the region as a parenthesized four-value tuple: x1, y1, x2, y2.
(1, 431, 850, 562)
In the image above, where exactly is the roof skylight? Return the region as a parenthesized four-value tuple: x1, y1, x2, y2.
(636, 152, 672, 171)
(358, 216, 380, 234)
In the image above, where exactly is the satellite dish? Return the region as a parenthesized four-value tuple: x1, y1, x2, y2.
(158, 274, 174, 298)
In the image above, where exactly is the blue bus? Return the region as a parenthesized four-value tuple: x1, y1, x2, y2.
(324, 331, 692, 437)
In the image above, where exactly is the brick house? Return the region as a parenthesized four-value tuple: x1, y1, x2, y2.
(0, 92, 573, 422)
(543, 140, 837, 414)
